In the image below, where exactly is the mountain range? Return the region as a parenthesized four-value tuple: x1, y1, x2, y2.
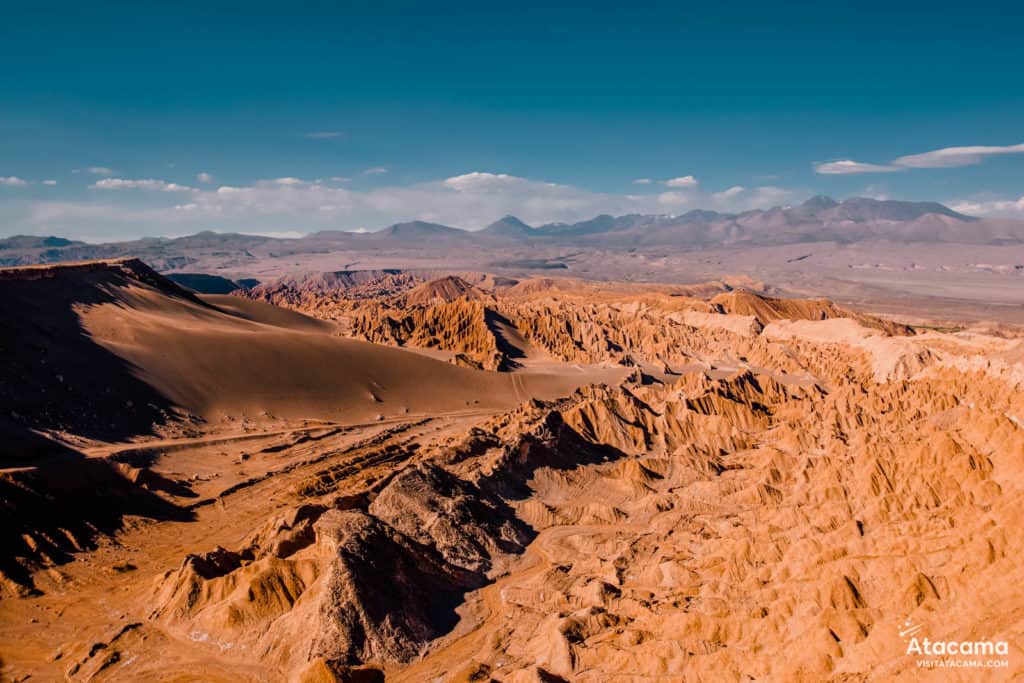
(2, 196, 1022, 272)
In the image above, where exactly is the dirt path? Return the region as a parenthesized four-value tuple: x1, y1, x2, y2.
(77, 408, 502, 460)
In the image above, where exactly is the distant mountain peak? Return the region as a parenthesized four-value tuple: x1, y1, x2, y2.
(678, 209, 724, 222)
(0, 235, 83, 251)
(829, 197, 973, 222)
(481, 215, 535, 237)
(377, 220, 466, 237)
(801, 195, 839, 211)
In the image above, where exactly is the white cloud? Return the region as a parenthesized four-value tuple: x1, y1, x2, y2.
(947, 195, 1024, 217)
(656, 191, 692, 207)
(42, 179, 58, 186)
(894, 143, 1024, 169)
(814, 160, 902, 175)
(304, 131, 342, 139)
(815, 142, 1024, 174)
(712, 185, 745, 200)
(663, 175, 698, 188)
(196, 172, 213, 184)
(744, 186, 797, 208)
(363, 166, 388, 175)
(0, 176, 28, 186)
(90, 178, 195, 192)
(74, 166, 114, 176)
(861, 184, 889, 201)
(442, 172, 541, 192)
(12, 171, 808, 238)
(632, 178, 652, 185)
(327, 176, 350, 183)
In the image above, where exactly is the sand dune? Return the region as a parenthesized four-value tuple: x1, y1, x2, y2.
(4, 259, 606, 436)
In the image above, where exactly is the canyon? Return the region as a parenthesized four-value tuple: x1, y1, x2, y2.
(0, 258, 1022, 681)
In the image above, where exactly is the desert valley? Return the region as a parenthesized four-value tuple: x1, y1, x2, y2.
(1, 195, 1023, 680)
(3, 3, 1024, 679)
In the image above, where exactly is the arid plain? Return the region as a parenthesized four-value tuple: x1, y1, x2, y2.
(2, 198, 1024, 681)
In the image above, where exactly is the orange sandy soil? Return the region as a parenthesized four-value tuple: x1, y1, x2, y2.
(1, 261, 1023, 682)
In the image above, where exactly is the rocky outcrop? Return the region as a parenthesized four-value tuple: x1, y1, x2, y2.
(712, 289, 914, 335)
(149, 456, 539, 671)
(402, 275, 492, 307)
(348, 299, 507, 370)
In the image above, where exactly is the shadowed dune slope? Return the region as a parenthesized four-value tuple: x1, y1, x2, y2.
(1, 260, 599, 446)
(0, 260, 190, 459)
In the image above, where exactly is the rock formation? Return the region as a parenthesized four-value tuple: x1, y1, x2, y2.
(1, 260, 1022, 681)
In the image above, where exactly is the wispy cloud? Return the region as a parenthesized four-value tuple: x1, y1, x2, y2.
(712, 185, 745, 200)
(14, 171, 805, 238)
(90, 178, 195, 192)
(442, 172, 535, 192)
(42, 179, 58, 186)
(814, 160, 902, 175)
(196, 172, 213, 184)
(948, 194, 1024, 217)
(0, 176, 28, 186)
(663, 175, 698, 188)
(815, 142, 1024, 174)
(893, 143, 1024, 168)
(632, 178, 652, 185)
(304, 131, 343, 139)
(861, 184, 890, 201)
(74, 166, 115, 176)
(656, 191, 691, 207)
(363, 166, 388, 175)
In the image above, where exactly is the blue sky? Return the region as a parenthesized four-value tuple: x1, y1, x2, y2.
(1, 0, 1022, 240)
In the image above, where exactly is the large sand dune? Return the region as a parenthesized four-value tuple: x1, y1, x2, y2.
(1, 259, 607, 454)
